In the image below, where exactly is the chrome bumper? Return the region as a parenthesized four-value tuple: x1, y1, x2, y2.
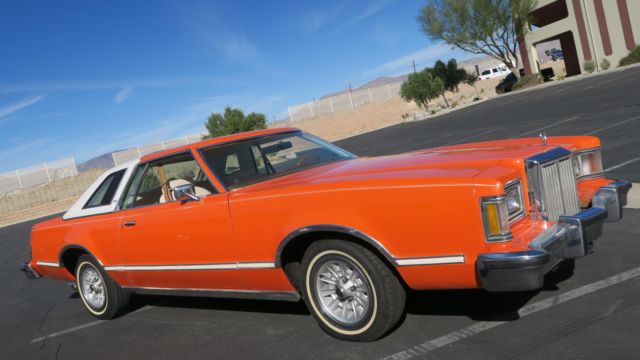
(592, 180, 632, 222)
(477, 208, 607, 291)
(476, 180, 631, 292)
(20, 262, 41, 280)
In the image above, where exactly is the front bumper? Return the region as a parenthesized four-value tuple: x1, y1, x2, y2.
(477, 180, 631, 292)
(20, 262, 41, 280)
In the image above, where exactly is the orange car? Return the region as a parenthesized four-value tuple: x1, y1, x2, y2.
(21, 128, 631, 341)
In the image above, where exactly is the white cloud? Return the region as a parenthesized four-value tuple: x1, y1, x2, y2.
(364, 43, 458, 77)
(0, 95, 44, 121)
(114, 86, 134, 103)
(306, 0, 396, 35)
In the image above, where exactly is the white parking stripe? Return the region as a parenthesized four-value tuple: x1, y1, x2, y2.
(30, 302, 163, 344)
(513, 116, 578, 138)
(379, 265, 640, 360)
(585, 114, 640, 135)
(605, 156, 640, 172)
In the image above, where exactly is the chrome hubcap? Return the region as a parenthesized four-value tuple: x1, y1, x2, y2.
(80, 266, 105, 309)
(315, 258, 371, 325)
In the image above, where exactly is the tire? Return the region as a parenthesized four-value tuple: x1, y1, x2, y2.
(75, 254, 130, 319)
(300, 240, 406, 341)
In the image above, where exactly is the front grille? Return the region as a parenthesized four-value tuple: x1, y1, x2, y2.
(527, 148, 580, 222)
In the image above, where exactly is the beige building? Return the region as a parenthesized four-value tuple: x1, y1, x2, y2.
(520, 0, 640, 76)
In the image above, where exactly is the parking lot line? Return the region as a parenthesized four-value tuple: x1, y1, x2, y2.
(379, 265, 640, 360)
(513, 116, 578, 138)
(605, 156, 640, 172)
(585, 114, 640, 135)
(30, 302, 163, 344)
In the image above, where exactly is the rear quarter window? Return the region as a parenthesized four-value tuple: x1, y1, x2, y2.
(84, 169, 126, 208)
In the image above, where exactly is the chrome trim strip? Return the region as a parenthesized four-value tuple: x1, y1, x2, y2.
(396, 255, 465, 266)
(275, 224, 397, 267)
(104, 262, 275, 272)
(123, 286, 301, 302)
(36, 261, 60, 267)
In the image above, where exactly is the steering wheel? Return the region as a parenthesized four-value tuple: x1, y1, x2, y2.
(296, 153, 321, 167)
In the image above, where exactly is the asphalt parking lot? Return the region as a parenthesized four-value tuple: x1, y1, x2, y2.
(3, 67, 640, 360)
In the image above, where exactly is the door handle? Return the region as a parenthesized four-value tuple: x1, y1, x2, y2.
(122, 221, 137, 227)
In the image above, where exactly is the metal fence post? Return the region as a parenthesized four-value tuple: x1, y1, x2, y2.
(112, 152, 118, 167)
(44, 164, 51, 182)
(348, 92, 354, 109)
(15, 170, 23, 189)
(329, 98, 334, 113)
(71, 157, 78, 176)
(136, 147, 142, 157)
(368, 88, 373, 103)
(287, 107, 293, 122)
(386, 84, 392, 99)
(308, 103, 314, 117)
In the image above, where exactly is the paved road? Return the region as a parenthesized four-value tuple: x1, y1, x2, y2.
(3, 68, 640, 359)
(337, 65, 640, 182)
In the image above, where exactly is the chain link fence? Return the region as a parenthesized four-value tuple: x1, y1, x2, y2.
(111, 134, 203, 166)
(0, 158, 78, 195)
(287, 82, 403, 122)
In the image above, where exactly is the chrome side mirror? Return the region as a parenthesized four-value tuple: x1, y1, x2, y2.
(173, 183, 200, 204)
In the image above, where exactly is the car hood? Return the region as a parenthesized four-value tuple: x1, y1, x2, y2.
(232, 137, 596, 194)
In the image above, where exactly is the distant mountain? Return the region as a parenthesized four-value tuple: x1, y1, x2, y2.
(77, 152, 116, 173)
(320, 75, 409, 99)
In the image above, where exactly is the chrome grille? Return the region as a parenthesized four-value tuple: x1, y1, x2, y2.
(526, 148, 580, 222)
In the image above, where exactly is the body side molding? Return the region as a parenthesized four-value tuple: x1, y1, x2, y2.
(124, 287, 300, 302)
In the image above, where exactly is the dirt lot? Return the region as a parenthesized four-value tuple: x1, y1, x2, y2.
(273, 61, 568, 142)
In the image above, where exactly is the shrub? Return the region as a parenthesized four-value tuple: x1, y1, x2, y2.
(203, 107, 267, 139)
(512, 74, 543, 91)
(600, 58, 611, 70)
(451, 100, 459, 108)
(619, 45, 640, 67)
(583, 60, 596, 73)
(556, 73, 566, 80)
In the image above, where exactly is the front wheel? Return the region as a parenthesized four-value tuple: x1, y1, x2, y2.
(75, 254, 130, 319)
(300, 240, 406, 341)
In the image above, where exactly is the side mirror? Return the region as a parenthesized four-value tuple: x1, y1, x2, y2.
(173, 183, 200, 204)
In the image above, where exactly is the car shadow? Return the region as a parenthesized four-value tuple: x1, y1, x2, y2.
(406, 259, 575, 322)
(107, 259, 575, 322)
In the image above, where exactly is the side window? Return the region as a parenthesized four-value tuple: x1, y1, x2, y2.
(84, 169, 126, 208)
(121, 165, 146, 210)
(481, 70, 490, 75)
(121, 153, 216, 209)
(492, 68, 499, 73)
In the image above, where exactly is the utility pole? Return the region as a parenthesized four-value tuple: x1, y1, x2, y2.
(348, 83, 354, 109)
(412, 60, 417, 73)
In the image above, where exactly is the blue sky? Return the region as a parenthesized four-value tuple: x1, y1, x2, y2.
(0, 0, 470, 172)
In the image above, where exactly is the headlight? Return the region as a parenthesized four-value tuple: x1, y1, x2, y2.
(504, 180, 524, 221)
(481, 196, 512, 242)
(572, 150, 603, 179)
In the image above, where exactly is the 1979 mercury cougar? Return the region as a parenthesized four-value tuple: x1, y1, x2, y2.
(21, 128, 631, 341)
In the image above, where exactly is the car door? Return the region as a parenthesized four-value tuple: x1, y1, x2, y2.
(115, 151, 244, 290)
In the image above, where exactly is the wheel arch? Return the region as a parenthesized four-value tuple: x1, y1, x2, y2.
(276, 225, 402, 290)
(59, 244, 100, 276)
(275, 225, 397, 268)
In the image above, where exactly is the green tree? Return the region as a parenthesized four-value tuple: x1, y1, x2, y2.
(463, 71, 480, 99)
(400, 69, 444, 111)
(430, 59, 467, 107)
(203, 107, 267, 139)
(418, 0, 535, 79)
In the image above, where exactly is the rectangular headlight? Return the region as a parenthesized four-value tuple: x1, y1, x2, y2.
(481, 196, 512, 242)
(504, 179, 524, 221)
(573, 150, 603, 179)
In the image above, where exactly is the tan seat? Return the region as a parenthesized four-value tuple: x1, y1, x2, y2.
(158, 179, 212, 203)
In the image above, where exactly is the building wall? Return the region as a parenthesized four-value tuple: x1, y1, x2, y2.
(522, 0, 639, 76)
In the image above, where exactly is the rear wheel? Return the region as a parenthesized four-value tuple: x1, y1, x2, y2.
(75, 254, 130, 319)
(300, 240, 405, 341)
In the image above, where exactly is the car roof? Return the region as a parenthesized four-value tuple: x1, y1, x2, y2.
(140, 127, 300, 163)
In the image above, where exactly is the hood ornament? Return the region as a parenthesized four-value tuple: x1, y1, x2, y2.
(539, 132, 548, 146)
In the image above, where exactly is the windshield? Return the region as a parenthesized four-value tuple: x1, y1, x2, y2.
(200, 131, 356, 188)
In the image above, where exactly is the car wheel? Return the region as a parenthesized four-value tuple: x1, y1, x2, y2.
(75, 254, 130, 319)
(300, 240, 406, 341)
